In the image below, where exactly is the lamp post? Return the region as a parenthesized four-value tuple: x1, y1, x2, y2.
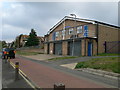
(70, 14, 76, 56)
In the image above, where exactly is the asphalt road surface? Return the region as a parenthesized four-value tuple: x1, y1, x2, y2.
(9, 56, 119, 89)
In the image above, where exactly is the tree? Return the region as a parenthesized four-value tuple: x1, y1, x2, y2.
(19, 34, 23, 47)
(2, 41, 7, 48)
(25, 29, 39, 46)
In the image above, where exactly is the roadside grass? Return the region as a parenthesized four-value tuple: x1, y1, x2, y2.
(16, 50, 44, 56)
(97, 53, 120, 56)
(75, 57, 120, 74)
(48, 56, 78, 61)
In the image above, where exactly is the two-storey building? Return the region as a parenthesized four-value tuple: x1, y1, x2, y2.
(44, 16, 119, 56)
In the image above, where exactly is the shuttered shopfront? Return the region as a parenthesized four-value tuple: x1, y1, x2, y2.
(54, 42, 62, 55)
(68, 40, 81, 56)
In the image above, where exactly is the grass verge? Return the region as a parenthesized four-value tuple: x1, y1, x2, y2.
(16, 50, 44, 56)
(48, 56, 78, 61)
(97, 53, 120, 56)
(75, 57, 120, 74)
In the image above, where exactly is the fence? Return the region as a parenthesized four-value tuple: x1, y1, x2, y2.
(106, 41, 120, 53)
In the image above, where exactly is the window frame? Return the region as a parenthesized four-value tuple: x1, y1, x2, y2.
(68, 28, 74, 35)
(55, 31, 59, 38)
(77, 26, 83, 34)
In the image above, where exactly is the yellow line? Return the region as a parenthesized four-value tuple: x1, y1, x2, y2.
(10, 62, 15, 69)
(9, 61, 41, 90)
(19, 69, 27, 77)
(19, 72, 36, 89)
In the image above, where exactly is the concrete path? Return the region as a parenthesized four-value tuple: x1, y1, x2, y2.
(60, 63, 78, 69)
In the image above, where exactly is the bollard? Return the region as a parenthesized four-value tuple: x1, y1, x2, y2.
(54, 83, 65, 90)
(15, 62, 19, 80)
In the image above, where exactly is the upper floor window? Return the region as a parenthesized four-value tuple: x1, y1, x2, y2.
(52, 32, 56, 41)
(62, 30, 65, 39)
(56, 31, 59, 37)
(83, 25, 88, 37)
(69, 28, 74, 35)
(62, 30, 65, 36)
(77, 26, 83, 33)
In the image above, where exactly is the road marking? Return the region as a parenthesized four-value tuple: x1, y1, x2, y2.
(10, 61, 41, 90)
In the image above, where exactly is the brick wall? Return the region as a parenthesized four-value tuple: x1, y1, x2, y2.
(98, 24, 119, 53)
(44, 44, 48, 54)
(48, 19, 96, 42)
(106, 41, 120, 53)
(62, 41, 68, 55)
(49, 43, 54, 54)
(92, 39, 97, 55)
(81, 39, 85, 56)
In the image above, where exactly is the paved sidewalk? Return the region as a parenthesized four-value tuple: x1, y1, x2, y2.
(2, 59, 32, 89)
(22, 54, 63, 61)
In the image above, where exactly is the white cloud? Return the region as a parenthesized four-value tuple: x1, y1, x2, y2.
(0, 2, 2, 40)
(2, 24, 29, 42)
(2, 0, 120, 2)
(1, 2, 118, 43)
(11, 3, 23, 8)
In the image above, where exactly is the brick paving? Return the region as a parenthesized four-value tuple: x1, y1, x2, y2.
(10, 57, 106, 88)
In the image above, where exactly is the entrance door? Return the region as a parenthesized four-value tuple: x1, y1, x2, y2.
(88, 42, 92, 56)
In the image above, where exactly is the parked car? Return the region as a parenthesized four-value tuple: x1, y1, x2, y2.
(2, 48, 15, 59)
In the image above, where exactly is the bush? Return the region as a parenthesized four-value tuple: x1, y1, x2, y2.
(75, 62, 88, 68)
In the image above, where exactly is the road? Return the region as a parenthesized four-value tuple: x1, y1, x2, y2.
(10, 56, 119, 89)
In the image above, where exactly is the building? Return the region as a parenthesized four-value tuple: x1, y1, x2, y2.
(37, 36, 44, 48)
(44, 16, 119, 56)
(15, 34, 29, 48)
(15, 34, 44, 48)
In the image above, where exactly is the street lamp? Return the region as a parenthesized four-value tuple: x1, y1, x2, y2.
(70, 14, 77, 56)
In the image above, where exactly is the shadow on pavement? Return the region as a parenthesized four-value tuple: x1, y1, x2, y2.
(2, 58, 32, 89)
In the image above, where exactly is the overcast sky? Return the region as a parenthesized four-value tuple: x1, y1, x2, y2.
(1, 1, 118, 43)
